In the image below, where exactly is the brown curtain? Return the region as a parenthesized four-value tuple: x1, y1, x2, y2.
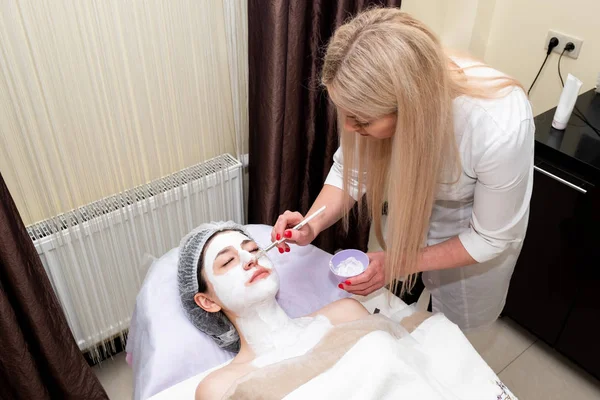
(0, 173, 107, 400)
(248, 0, 402, 253)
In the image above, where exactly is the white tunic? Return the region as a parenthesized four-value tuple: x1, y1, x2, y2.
(324, 61, 535, 331)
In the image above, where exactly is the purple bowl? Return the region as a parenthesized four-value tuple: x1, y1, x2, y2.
(329, 249, 369, 282)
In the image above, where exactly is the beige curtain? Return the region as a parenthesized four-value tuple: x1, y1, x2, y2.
(0, 0, 247, 226)
(0, 0, 248, 358)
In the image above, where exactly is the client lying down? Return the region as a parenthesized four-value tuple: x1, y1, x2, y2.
(178, 222, 517, 400)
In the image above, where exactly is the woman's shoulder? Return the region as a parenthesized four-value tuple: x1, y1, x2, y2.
(451, 57, 532, 132)
(456, 89, 531, 134)
(453, 84, 533, 168)
(195, 362, 253, 400)
(310, 298, 370, 325)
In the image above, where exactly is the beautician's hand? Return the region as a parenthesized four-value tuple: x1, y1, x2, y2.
(271, 211, 317, 253)
(341, 251, 386, 296)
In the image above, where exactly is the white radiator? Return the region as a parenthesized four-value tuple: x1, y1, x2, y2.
(27, 154, 244, 351)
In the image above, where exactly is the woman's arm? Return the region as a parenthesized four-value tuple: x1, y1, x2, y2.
(418, 236, 476, 272)
(271, 185, 354, 248)
(456, 118, 534, 264)
(343, 239, 476, 295)
(272, 147, 360, 248)
(347, 117, 533, 292)
(307, 185, 356, 235)
(419, 114, 534, 271)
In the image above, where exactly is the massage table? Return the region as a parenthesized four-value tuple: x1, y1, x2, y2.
(126, 225, 518, 399)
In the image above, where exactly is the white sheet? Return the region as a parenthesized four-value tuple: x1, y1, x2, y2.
(149, 288, 409, 400)
(151, 292, 518, 400)
(285, 314, 518, 400)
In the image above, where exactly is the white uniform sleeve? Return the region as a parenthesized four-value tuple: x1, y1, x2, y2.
(324, 147, 364, 201)
(458, 119, 534, 263)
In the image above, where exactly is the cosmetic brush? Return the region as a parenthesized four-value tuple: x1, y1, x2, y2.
(253, 205, 327, 260)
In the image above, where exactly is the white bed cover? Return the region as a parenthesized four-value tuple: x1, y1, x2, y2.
(151, 292, 518, 399)
(149, 288, 411, 400)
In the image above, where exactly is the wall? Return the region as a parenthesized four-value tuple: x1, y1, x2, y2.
(481, 0, 600, 114)
(0, 1, 246, 225)
(401, 0, 447, 37)
(404, 0, 599, 115)
(468, 0, 496, 59)
(403, 0, 482, 52)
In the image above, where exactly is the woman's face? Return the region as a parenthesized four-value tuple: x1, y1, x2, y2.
(342, 111, 397, 139)
(203, 231, 279, 315)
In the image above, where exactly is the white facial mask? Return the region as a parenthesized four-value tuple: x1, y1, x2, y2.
(203, 231, 279, 314)
(203, 231, 332, 363)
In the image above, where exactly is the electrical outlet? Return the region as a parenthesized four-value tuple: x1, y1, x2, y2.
(544, 30, 583, 59)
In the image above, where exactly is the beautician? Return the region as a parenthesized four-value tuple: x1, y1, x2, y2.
(271, 8, 534, 332)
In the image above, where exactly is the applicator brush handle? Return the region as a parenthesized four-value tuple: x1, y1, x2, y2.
(254, 206, 327, 259)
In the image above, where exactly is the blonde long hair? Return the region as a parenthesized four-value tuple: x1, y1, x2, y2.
(322, 8, 523, 294)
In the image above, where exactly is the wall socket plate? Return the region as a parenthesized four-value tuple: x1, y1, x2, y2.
(544, 30, 583, 59)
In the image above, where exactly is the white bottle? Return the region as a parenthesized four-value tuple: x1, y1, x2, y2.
(552, 74, 583, 130)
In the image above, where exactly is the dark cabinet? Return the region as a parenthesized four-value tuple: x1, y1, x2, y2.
(555, 282, 600, 378)
(555, 174, 600, 378)
(503, 164, 582, 344)
(504, 89, 600, 380)
(503, 157, 600, 379)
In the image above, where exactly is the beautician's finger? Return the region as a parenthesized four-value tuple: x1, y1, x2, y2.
(346, 274, 371, 288)
(276, 241, 290, 253)
(348, 286, 381, 296)
(281, 211, 305, 244)
(345, 278, 375, 292)
(344, 281, 381, 296)
(346, 265, 377, 286)
(344, 278, 384, 296)
(272, 211, 292, 242)
(344, 275, 376, 292)
(345, 270, 385, 292)
(345, 287, 371, 296)
(282, 225, 310, 244)
(272, 211, 304, 242)
(271, 214, 287, 242)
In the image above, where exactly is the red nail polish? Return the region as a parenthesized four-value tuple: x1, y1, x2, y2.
(284, 230, 292, 238)
(278, 247, 284, 253)
(285, 247, 290, 253)
(338, 283, 344, 289)
(276, 233, 281, 240)
(345, 280, 351, 285)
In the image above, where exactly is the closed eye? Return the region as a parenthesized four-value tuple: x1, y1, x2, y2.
(222, 257, 234, 267)
(349, 115, 370, 128)
(250, 247, 259, 253)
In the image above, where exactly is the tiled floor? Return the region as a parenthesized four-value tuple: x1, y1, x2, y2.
(93, 316, 600, 399)
(93, 353, 133, 400)
(498, 340, 600, 399)
(465, 318, 600, 399)
(465, 317, 537, 374)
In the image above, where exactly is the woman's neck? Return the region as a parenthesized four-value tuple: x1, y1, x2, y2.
(230, 297, 299, 357)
